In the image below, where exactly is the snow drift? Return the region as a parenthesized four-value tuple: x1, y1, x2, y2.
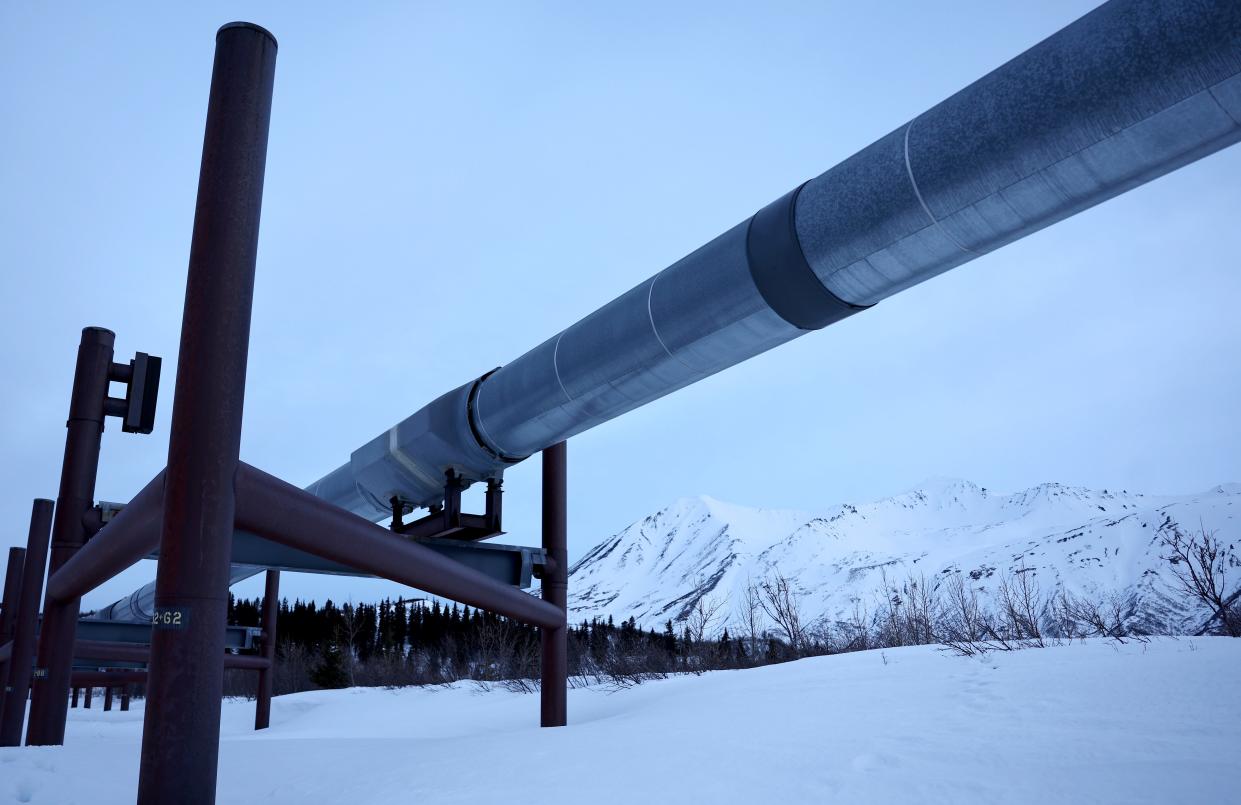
(2, 639, 1237, 804)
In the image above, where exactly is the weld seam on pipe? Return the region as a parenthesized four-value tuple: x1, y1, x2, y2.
(902, 119, 977, 257)
(646, 274, 710, 375)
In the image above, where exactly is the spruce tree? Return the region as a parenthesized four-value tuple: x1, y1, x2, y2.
(311, 644, 350, 689)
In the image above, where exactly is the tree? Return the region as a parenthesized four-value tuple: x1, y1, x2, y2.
(759, 571, 808, 655)
(662, 620, 677, 658)
(311, 643, 349, 689)
(735, 577, 766, 662)
(686, 594, 725, 643)
(1161, 523, 1240, 637)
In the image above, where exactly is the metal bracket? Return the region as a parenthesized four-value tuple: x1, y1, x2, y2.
(393, 472, 504, 541)
(105, 352, 162, 435)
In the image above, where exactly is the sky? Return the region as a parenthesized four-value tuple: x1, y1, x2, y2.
(1, 1, 1238, 610)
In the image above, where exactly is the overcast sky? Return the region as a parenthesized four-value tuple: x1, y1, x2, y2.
(2, 0, 1238, 610)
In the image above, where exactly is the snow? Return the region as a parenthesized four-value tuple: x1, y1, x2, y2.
(2, 638, 1238, 804)
(567, 478, 1240, 632)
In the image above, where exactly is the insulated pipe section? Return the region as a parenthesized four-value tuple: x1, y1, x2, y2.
(314, 0, 1241, 520)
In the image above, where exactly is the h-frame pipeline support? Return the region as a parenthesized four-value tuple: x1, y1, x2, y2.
(541, 441, 567, 727)
(26, 327, 115, 746)
(136, 22, 276, 805)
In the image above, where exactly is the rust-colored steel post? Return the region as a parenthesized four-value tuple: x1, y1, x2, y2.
(0, 549, 24, 646)
(540, 441, 568, 727)
(121, 689, 130, 711)
(0, 547, 26, 720)
(1, 499, 55, 746)
(254, 569, 280, 730)
(70, 687, 79, 708)
(104, 685, 113, 712)
(26, 328, 114, 746)
(84, 686, 92, 709)
(136, 22, 276, 805)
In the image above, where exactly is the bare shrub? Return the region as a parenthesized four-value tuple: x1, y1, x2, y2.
(735, 577, 768, 663)
(988, 564, 1046, 647)
(759, 571, 808, 655)
(873, 569, 940, 648)
(835, 599, 872, 653)
(941, 573, 987, 644)
(1052, 589, 1144, 642)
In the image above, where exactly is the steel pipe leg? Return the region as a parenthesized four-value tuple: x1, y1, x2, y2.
(26, 328, 114, 746)
(254, 569, 280, 730)
(540, 441, 568, 727)
(1, 499, 55, 746)
(0, 548, 26, 727)
(136, 22, 277, 805)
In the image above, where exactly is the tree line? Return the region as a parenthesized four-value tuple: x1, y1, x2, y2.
(218, 522, 1237, 696)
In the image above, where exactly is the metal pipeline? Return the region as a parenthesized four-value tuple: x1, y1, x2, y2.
(309, 0, 1241, 519)
(98, 0, 1241, 624)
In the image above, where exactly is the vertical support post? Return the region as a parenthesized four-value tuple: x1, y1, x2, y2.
(253, 569, 280, 730)
(1, 499, 55, 746)
(0, 548, 25, 646)
(0, 547, 26, 720)
(71, 687, 79, 708)
(104, 685, 113, 712)
(444, 470, 463, 529)
(136, 22, 276, 805)
(540, 441, 568, 727)
(26, 328, 114, 746)
(121, 688, 130, 711)
(485, 479, 503, 532)
(84, 686, 92, 709)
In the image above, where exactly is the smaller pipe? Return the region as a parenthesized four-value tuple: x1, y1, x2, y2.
(73, 639, 269, 670)
(121, 689, 130, 711)
(224, 653, 271, 672)
(104, 686, 113, 711)
(74, 670, 146, 688)
(74, 639, 151, 663)
(71, 687, 79, 708)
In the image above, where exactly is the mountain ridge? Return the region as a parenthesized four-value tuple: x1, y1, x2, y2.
(567, 478, 1240, 635)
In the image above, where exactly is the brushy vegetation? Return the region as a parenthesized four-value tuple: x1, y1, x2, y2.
(206, 523, 1236, 697)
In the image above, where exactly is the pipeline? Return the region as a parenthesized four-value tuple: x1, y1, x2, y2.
(99, 0, 1241, 622)
(309, 0, 1241, 519)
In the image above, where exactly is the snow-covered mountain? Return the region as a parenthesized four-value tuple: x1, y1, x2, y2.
(568, 479, 1241, 634)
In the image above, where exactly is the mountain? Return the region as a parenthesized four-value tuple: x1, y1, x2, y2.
(567, 479, 1240, 635)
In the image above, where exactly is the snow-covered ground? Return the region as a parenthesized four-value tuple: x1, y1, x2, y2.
(2, 638, 1237, 804)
